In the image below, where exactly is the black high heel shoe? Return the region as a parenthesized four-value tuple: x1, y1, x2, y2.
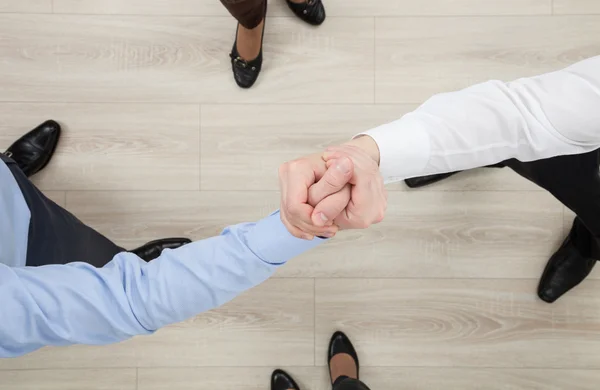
(271, 369, 300, 390)
(286, 0, 326, 26)
(328, 331, 360, 386)
(229, 1, 267, 89)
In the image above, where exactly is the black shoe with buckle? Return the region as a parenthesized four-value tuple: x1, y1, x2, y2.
(4, 120, 62, 178)
(286, 0, 326, 26)
(229, 2, 267, 89)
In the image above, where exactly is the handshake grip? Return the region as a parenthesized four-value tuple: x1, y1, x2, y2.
(279, 138, 385, 239)
(305, 156, 354, 228)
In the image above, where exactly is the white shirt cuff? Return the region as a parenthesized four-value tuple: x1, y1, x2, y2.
(355, 115, 431, 183)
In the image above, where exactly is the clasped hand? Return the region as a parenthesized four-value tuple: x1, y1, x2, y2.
(278, 136, 387, 239)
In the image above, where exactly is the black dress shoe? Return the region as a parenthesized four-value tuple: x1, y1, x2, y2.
(328, 331, 360, 385)
(271, 369, 300, 390)
(404, 172, 458, 188)
(538, 221, 597, 303)
(404, 163, 507, 189)
(229, 2, 267, 89)
(286, 0, 326, 26)
(131, 238, 192, 262)
(5, 120, 61, 178)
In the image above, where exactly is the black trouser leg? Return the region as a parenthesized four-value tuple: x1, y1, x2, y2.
(333, 376, 371, 390)
(1, 154, 124, 268)
(503, 149, 600, 259)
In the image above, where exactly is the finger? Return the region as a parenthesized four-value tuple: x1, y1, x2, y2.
(308, 157, 353, 207)
(333, 200, 365, 231)
(283, 168, 311, 207)
(322, 150, 344, 162)
(311, 184, 351, 227)
(280, 210, 314, 240)
(323, 145, 366, 164)
(296, 217, 340, 237)
(284, 201, 340, 237)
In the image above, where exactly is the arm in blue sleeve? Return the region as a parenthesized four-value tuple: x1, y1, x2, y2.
(0, 211, 324, 358)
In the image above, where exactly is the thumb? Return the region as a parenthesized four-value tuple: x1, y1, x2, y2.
(308, 157, 352, 205)
(308, 157, 353, 218)
(311, 184, 351, 227)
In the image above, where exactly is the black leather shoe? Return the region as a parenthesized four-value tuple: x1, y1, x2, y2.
(131, 238, 192, 262)
(271, 369, 300, 390)
(286, 0, 326, 26)
(404, 163, 507, 189)
(328, 331, 360, 385)
(538, 223, 597, 303)
(229, 2, 267, 89)
(4, 120, 61, 177)
(405, 172, 458, 188)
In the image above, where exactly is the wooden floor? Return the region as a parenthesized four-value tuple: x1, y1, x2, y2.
(1, 0, 600, 389)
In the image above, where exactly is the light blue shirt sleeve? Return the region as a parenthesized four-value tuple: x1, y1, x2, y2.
(0, 211, 324, 358)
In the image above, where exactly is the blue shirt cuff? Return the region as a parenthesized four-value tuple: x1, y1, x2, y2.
(245, 210, 326, 265)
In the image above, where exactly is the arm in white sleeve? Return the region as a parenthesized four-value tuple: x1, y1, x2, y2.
(360, 56, 600, 182)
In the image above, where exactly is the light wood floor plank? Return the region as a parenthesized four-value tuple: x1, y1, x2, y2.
(0, 369, 136, 390)
(54, 0, 551, 16)
(316, 278, 600, 368)
(201, 104, 410, 191)
(0, 103, 200, 191)
(134, 278, 315, 367)
(554, 0, 600, 14)
(138, 367, 321, 390)
(0, 15, 374, 104)
(287, 191, 578, 279)
(0, 339, 138, 369)
(375, 16, 600, 103)
(329, 0, 552, 16)
(0, 0, 51, 13)
(53, 0, 229, 15)
(200, 104, 540, 191)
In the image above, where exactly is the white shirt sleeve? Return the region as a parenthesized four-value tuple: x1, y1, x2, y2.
(359, 56, 600, 183)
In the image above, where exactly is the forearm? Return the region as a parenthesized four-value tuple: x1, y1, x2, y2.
(0, 211, 324, 357)
(355, 56, 600, 182)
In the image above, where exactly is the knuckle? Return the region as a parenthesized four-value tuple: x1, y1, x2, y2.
(291, 231, 305, 239)
(279, 162, 290, 173)
(278, 163, 291, 179)
(288, 205, 302, 217)
(288, 159, 304, 172)
(324, 176, 340, 189)
(284, 205, 301, 219)
(353, 218, 369, 229)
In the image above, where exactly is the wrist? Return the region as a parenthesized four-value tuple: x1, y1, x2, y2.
(345, 135, 381, 165)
